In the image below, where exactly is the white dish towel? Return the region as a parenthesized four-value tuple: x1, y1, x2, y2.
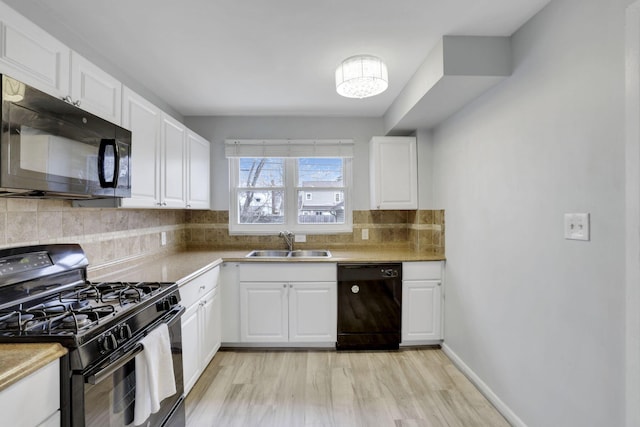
(133, 323, 177, 426)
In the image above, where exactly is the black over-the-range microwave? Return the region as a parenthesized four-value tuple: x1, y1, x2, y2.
(0, 74, 131, 199)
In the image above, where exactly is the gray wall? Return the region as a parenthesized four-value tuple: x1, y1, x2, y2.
(430, 0, 626, 425)
(184, 116, 384, 210)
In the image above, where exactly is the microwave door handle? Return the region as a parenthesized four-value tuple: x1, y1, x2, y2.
(98, 138, 120, 188)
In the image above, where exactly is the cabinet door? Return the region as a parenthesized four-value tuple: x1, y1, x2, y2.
(0, 358, 60, 427)
(199, 288, 220, 369)
(370, 136, 418, 210)
(239, 282, 288, 342)
(160, 114, 187, 207)
(121, 87, 161, 208)
(0, 2, 70, 98)
(70, 52, 122, 125)
(186, 130, 211, 209)
(181, 303, 200, 394)
(402, 280, 442, 342)
(289, 282, 337, 342)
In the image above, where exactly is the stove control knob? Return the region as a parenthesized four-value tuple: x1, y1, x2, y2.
(118, 324, 132, 340)
(156, 299, 171, 311)
(169, 295, 179, 306)
(99, 332, 118, 353)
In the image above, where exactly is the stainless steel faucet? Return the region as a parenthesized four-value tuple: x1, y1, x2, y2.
(279, 230, 294, 251)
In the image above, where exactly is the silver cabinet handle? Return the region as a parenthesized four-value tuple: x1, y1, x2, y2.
(351, 285, 360, 294)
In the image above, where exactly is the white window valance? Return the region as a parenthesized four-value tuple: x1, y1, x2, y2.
(224, 139, 354, 158)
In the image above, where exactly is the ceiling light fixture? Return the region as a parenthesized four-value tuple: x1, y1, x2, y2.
(335, 55, 388, 99)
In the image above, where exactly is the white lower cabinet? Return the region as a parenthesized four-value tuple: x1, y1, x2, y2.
(0, 358, 60, 427)
(401, 261, 444, 344)
(234, 263, 336, 346)
(240, 282, 288, 342)
(179, 265, 221, 395)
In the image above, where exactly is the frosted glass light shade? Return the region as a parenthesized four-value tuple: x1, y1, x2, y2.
(335, 55, 388, 99)
(2, 77, 25, 102)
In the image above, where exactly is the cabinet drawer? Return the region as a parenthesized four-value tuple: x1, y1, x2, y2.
(239, 263, 336, 282)
(402, 262, 442, 280)
(179, 266, 220, 308)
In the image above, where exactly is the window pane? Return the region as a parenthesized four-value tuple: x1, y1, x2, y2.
(238, 190, 285, 224)
(297, 190, 345, 224)
(297, 158, 343, 187)
(239, 158, 284, 188)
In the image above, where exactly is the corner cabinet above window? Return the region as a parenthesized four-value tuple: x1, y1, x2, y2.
(370, 136, 418, 210)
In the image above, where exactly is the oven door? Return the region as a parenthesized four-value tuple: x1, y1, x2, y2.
(80, 308, 184, 427)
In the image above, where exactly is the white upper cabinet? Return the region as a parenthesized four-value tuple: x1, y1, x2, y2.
(161, 114, 187, 208)
(121, 88, 211, 210)
(0, 3, 123, 125)
(0, 2, 70, 97)
(370, 136, 418, 210)
(186, 130, 211, 209)
(70, 52, 122, 125)
(121, 87, 162, 208)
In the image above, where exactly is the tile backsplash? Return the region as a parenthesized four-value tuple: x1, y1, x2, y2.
(1, 199, 444, 268)
(186, 209, 445, 254)
(0, 199, 187, 267)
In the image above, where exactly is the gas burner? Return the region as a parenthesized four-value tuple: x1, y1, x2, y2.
(59, 284, 100, 304)
(0, 312, 36, 331)
(61, 314, 91, 330)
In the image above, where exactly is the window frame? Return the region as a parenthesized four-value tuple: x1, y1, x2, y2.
(229, 157, 352, 235)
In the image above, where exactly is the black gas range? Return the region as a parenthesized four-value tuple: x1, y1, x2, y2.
(0, 244, 185, 427)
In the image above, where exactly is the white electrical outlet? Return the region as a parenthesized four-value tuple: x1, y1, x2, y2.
(161, 231, 167, 246)
(294, 234, 306, 243)
(564, 213, 590, 241)
(362, 229, 369, 240)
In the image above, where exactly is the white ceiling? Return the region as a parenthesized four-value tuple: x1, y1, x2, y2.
(3, 0, 550, 118)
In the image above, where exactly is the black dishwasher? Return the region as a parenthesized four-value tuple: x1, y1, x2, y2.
(337, 263, 402, 350)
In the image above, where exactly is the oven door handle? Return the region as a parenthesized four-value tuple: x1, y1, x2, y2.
(85, 305, 184, 385)
(86, 344, 143, 385)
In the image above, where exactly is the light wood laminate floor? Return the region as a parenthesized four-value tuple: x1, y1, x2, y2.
(185, 348, 510, 427)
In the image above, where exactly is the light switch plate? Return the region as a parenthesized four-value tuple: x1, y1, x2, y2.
(294, 234, 306, 242)
(564, 213, 590, 241)
(161, 231, 167, 246)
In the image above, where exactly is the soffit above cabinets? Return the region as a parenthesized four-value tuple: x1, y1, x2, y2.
(383, 36, 512, 135)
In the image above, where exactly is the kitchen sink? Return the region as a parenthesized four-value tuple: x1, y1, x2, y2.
(245, 250, 290, 258)
(245, 249, 332, 258)
(288, 250, 332, 258)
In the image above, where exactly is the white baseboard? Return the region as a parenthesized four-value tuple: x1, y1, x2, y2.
(442, 343, 527, 427)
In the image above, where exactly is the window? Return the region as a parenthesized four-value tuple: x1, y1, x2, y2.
(226, 139, 353, 234)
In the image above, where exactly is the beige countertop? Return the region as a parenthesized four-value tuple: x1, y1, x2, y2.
(88, 248, 444, 283)
(0, 343, 67, 392)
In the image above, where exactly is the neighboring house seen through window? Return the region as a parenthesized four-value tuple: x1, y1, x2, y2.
(226, 139, 353, 234)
